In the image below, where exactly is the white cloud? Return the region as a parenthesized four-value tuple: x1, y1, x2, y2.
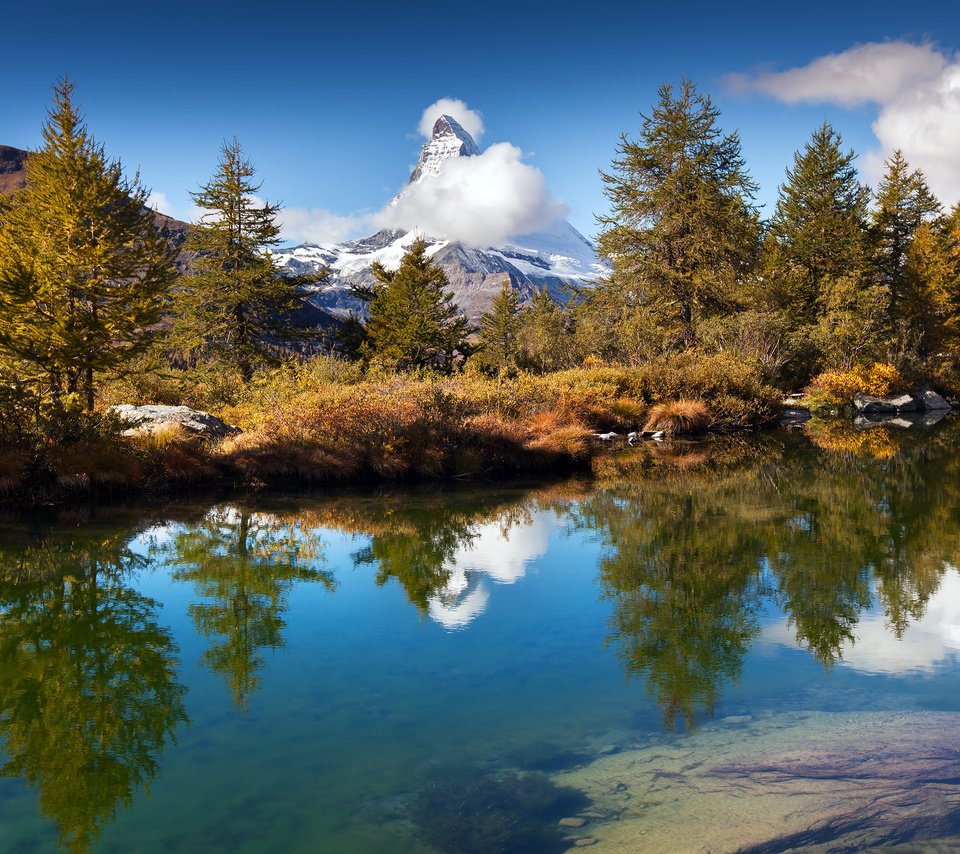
(762, 566, 960, 674)
(146, 191, 175, 215)
(730, 41, 960, 206)
(377, 141, 567, 247)
(146, 191, 204, 224)
(279, 208, 374, 246)
(418, 97, 484, 140)
(728, 42, 946, 107)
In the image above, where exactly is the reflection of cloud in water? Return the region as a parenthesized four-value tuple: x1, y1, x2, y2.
(763, 567, 960, 674)
(428, 510, 552, 630)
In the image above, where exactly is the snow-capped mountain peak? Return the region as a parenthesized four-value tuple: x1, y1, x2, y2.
(408, 114, 481, 184)
(272, 114, 608, 320)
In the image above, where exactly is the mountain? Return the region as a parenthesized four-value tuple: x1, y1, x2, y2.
(0, 145, 28, 195)
(272, 116, 606, 319)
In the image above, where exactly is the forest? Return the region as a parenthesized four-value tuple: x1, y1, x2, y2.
(1, 78, 958, 496)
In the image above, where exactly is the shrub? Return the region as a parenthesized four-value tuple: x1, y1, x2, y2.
(643, 400, 711, 435)
(805, 363, 905, 408)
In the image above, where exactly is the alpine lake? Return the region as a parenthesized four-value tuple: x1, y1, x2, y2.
(4, 416, 960, 853)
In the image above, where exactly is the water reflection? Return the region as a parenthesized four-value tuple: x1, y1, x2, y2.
(0, 419, 958, 849)
(0, 525, 187, 852)
(581, 421, 960, 727)
(343, 494, 554, 628)
(157, 507, 336, 711)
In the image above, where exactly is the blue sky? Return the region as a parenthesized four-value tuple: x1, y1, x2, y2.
(3, 0, 959, 244)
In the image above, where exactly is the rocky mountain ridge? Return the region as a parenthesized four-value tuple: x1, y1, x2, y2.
(272, 115, 606, 319)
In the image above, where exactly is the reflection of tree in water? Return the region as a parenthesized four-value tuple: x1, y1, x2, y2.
(578, 480, 767, 731)
(581, 423, 960, 728)
(163, 508, 335, 712)
(347, 494, 536, 614)
(0, 528, 187, 853)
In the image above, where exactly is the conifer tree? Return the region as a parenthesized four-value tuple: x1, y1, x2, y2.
(872, 150, 941, 300)
(476, 281, 522, 376)
(0, 79, 176, 411)
(768, 122, 871, 326)
(175, 139, 313, 382)
(519, 287, 570, 372)
(354, 237, 471, 371)
(902, 221, 958, 360)
(597, 79, 760, 349)
(870, 152, 943, 360)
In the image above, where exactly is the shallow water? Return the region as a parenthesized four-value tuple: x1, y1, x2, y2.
(2, 421, 960, 852)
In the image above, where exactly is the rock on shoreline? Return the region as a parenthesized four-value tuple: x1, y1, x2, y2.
(110, 405, 240, 440)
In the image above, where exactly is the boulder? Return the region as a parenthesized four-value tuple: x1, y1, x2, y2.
(779, 407, 812, 427)
(853, 393, 917, 414)
(110, 404, 241, 440)
(915, 388, 952, 411)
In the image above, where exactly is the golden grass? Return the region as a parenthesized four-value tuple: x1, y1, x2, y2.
(643, 400, 711, 435)
(4, 355, 781, 499)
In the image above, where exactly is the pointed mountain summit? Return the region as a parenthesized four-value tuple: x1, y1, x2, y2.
(273, 116, 607, 319)
(408, 115, 481, 184)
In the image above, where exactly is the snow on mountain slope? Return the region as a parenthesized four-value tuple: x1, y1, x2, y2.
(272, 115, 607, 319)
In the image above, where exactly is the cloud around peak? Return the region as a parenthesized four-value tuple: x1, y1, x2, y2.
(378, 140, 567, 247)
(417, 97, 484, 141)
(728, 41, 960, 205)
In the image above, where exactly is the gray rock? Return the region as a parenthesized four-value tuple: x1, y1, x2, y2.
(779, 407, 811, 427)
(559, 817, 588, 828)
(574, 839, 598, 847)
(110, 404, 241, 440)
(917, 388, 952, 411)
(853, 393, 917, 414)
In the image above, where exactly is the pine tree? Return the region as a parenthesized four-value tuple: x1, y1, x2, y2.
(519, 287, 571, 372)
(768, 122, 871, 326)
(0, 79, 176, 411)
(902, 221, 958, 361)
(175, 139, 314, 382)
(597, 79, 760, 349)
(872, 150, 941, 305)
(354, 237, 471, 371)
(476, 281, 522, 376)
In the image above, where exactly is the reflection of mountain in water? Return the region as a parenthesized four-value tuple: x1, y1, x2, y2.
(427, 511, 551, 630)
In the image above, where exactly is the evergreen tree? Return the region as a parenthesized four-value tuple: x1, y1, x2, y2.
(175, 139, 315, 382)
(597, 79, 760, 349)
(354, 237, 471, 371)
(519, 287, 571, 372)
(901, 221, 958, 361)
(476, 281, 522, 376)
(768, 122, 871, 326)
(0, 79, 176, 411)
(872, 150, 941, 300)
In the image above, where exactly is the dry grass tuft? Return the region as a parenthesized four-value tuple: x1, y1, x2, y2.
(643, 400, 711, 435)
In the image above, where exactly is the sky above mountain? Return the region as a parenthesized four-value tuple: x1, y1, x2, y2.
(3, 0, 960, 244)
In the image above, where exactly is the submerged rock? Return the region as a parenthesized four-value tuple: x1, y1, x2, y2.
(553, 710, 960, 852)
(408, 771, 588, 854)
(110, 404, 241, 440)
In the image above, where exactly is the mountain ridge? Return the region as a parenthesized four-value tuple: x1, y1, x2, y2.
(273, 117, 606, 319)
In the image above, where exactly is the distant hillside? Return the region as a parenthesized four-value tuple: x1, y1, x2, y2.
(1, 144, 195, 268)
(0, 144, 341, 338)
(0, 145, 28, 195)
